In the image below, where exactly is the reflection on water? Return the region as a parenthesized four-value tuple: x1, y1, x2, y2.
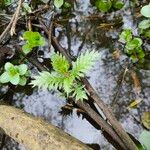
(0, 0, 150, 149)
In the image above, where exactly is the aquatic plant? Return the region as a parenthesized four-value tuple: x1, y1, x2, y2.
(22, 31, 45, 54)
(54, 0, 64, 8)
(138, 4, 150, 38)
(119, 29, 145, 63)
(95, 0, 124, 12)
(0, 62, 29, 85)
(31, 50, 99, 101)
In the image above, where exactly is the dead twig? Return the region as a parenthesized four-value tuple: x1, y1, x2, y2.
(39, 23, 129, 150)
(10, 0, 24, 36)
(50, 36, 138, 150)
(0, 0, 24, 43)
(111, 67, 129, 106)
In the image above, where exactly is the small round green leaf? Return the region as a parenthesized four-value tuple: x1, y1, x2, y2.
(138, 51, 145, 59)
(23, 31, 32, 40)
(22, 44, 32, 54)
(95, 0, 112, 12)
(19, 76, 27, 86)
(138, 19, 150, 29)
(134, 38, 143, 47)
(4, 62, 14, 71)
(139, 130, 150, 150)
(113, 0, 124, 10)
(18, 64, 28, 75)
(119, 29, 132, 42)
(126, 38, 142, 50)
(54, 0, 64, 8)
(0, 72, 10, 83)
(10, 73, 20, 85)
(141, 4, 150, 18)
(125, 48, 133, 55)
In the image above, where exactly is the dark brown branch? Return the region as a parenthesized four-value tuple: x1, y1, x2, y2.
(10, 0, 24, 36)
(76, 102, 126, 150)
(39, 23, 129, 150)
(50, 34, 138, 150)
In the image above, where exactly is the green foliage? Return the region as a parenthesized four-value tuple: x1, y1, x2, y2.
(138, 5, 150, 38)
(125, 38, 142, 50)
(54, 0, 64, 8)
(119, 29, 145, 63)
(51, 53, 70, 74)
(31, 50, 99, 101)
(22, 31, 45, 54)
(0, 0, 13, 8)
(140, 4, 150, 18)
(95, 0, 112, 12)
(3, 0, 12, 6)
(139, 20, 150, 30)
(71, 50, 99, 78)
(95, 0, 124, 12)
(72, 84, 88, 101)
(112, 0, 124, 9)
(63, 2, 71, 8)
(119, 29, 132, 42)
(0, 62, 29, 86)
(139, 130, 150, 150)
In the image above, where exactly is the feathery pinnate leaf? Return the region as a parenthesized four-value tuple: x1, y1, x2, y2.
(71, 50, 99, 79)
(31, 71, 64, 90)
(31, 50, 99, 102)
(51, 52, 70, 74)
(73, 84, 88, 102)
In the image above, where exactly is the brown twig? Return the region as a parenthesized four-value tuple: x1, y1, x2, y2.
(10, 0, 24, 36)
(77, 102, 127, 150)
(0, 0, 23, 43)
(111, 67, 128, 106)
(39, 23, 129, 149)
(0, 15, 15, 43)
(50, 36, 138, 150)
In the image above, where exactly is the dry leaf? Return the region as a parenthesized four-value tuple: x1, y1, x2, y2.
(130, 71, 141, 94)
(127, 99, 142, 110)
(97, 23, 114, 29)
(141, 112, 150, 129)
(112, 49, 120, 59)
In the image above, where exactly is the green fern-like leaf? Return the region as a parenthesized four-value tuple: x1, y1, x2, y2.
(31, 71, 64, 90)
(63, 76, 74, 95)
(30, 50, 99, 102)
(71, 50, 99, 79)
(51, 52, 70, 74)
(72, 84, 88, 102)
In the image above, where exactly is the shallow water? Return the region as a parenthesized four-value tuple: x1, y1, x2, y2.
(0, 0, 150, 149)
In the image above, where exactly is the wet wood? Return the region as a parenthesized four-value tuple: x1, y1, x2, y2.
(0, 105, 92, 150)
